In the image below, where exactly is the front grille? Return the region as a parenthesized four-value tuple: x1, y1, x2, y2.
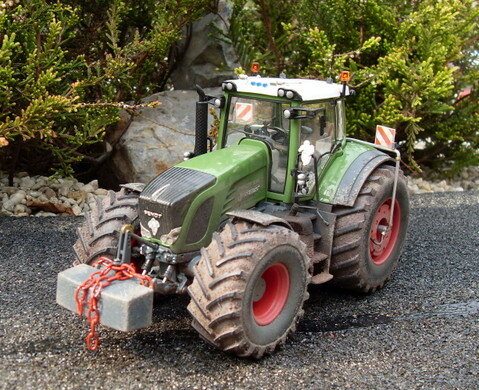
(139, 167, 216, 239)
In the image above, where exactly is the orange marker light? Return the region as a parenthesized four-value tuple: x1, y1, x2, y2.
(340, 71, 350, 82)
(251, 62, 260, 73)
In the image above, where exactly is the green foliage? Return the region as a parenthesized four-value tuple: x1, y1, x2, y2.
(0, 0, 215, 176)
(228, 0, 479, 172)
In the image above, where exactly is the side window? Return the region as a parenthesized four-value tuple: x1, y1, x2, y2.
(300, 101, 336, 156)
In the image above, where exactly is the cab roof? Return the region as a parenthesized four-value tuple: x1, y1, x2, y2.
(222, 76, 351, 102)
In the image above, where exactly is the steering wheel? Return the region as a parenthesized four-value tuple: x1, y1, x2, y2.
(263, 124, 287, 136)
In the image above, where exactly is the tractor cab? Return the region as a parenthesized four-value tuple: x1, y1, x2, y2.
(216, 76, 350, 201)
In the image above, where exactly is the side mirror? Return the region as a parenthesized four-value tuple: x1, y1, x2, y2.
(283, 107, 325, 120)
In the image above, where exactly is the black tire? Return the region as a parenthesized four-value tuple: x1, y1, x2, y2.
(330, 165, 409, 292)
(73, 188, 139, 266)
(187, 220, 311, 358)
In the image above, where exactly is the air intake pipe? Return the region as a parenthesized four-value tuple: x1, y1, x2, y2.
(194, 85, 209, 157)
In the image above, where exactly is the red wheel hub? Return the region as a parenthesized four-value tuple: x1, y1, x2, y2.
(369, 197, 401, 265)
(252, 262, 290, 326)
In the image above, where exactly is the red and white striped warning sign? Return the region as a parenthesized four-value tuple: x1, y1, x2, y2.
(375, 125, 396, 149)
(235, 102, 253, 123)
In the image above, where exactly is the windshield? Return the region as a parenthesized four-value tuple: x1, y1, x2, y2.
(224, 96, 289, 146)
(224, 96, 290, 193)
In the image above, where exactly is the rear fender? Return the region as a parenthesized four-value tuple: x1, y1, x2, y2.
(334, 150, 393, 206)
(318, 140, 393, 207)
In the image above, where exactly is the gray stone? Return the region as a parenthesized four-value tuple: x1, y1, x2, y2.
(170, 1, 240, 90)
(109, 87, 220, 184)
(71, 204, 82, 216)
(94, 188, 108, 196)
(31, 177, 46, 190)
(28, 191, 42, 198)
(34, 211, 57, 217)
(2, 200, 15, 212)
(37, 194, 49, 202)
(14, 204, 30, 215)
(82, 184, 95, 193)
(58, 185, 71, 197)
(9, 191, 25, 205)
(68, 190, 86, 203)
(4, 186, 17, 196)
(43, 187, 56, 199)
(87, 180, 99, 191)
(19, 176, 35, 189)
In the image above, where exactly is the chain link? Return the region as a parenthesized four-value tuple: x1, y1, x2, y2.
(74, 257, 153, 351)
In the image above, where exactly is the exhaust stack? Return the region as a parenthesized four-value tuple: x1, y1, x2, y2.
(194, 85, 209, 156)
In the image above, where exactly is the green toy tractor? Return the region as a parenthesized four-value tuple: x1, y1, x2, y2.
(57, 74, 409, 358)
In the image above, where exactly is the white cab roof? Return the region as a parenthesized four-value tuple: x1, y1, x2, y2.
(223, 76, 350, 101)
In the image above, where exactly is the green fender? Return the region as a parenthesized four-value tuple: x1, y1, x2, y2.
(318, 140, 394, 207)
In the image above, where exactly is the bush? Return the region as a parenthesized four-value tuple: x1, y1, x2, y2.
(0, 0, 216, 177)
(227, 0, 479, 173)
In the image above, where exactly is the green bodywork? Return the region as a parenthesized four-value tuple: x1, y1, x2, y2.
(316, 140, 375, 204)
(166, 138, 270, 253)
(143, 90, 380, 254)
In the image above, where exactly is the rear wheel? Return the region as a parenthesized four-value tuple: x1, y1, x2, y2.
(73, 188, 140, 265)
(330, 165, 409, 292)
(187, 220, 311, 358)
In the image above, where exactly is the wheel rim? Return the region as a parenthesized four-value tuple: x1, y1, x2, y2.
(369, 197, 401, 265)
(252, 262, 290, 326)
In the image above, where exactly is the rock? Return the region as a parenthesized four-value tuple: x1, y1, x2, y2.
(71, 204, 83, 216)
(107, 87, 220, 184)
(170, 1, 240, 90)
(68, 190, 87, 203)
(19, 176, 35, 189)
(43, 187, 56, 199)
(58, 184, 71, 197)
(14, 204, 30, 215)
(60, 196, 74, 206)
(422, 183, 432, 192)
(87, 180, 99, 191)
(94, 188, 108, 196)
(28, 191, 42, 198)
(37, 194, 49, 202)
(3, 192, 25, 211)
(10, 191, 26, 205)
(82, 184, 95, 193)
(4, 186, 17, 196)
(34, 211, 57, 217)
(17, 171, 29, 178)
(2, 200, 15, 212)
(31, 177, 47, 190)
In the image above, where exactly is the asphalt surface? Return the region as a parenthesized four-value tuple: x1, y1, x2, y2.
(0, 191, 478, 389)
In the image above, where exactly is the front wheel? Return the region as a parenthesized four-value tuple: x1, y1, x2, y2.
(73, 187, 140, 265)
(187, 221, 311, 358)
(330, 165, 409, 292)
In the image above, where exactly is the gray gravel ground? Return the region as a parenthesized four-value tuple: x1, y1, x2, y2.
(0, 192, 478, 389)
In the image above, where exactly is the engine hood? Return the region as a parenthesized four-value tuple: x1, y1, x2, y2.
(138, 139, 270, 253)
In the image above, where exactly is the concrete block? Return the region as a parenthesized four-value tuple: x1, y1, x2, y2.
(56, 264, 153, 332)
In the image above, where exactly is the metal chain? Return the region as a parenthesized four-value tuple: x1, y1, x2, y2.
(74, 257, 153, 351)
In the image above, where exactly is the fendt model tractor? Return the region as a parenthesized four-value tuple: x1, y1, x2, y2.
(57, 71, 409, 358)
